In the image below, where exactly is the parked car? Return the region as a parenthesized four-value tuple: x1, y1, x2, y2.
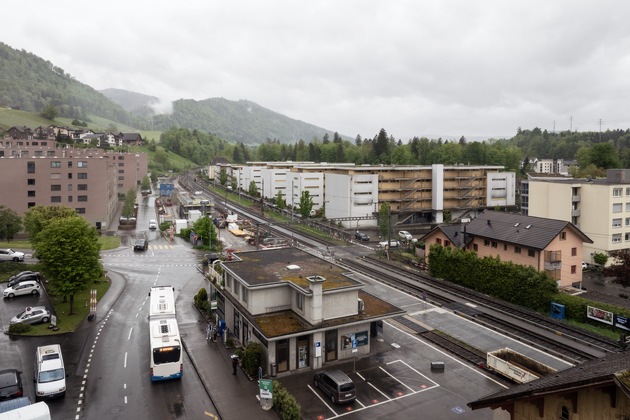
(10, 306, 51, 325)
(0, 369, 23, 401)
(3, 280, 40, 298)
(0, 249, 25, 262)
(7, 271, 40, 287)
(134, 238, 149, 251)
(354, 231, 370, 242)
(313, 370, 357, 404)
(148, 219, 158, 230)
(378, 240, 400, 249)
(398, 231, 413, 241)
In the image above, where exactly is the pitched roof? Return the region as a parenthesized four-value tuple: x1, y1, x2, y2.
(420, 223, 473, 249)
(469, 351, 630, 410)
(465, 210, 592, 250)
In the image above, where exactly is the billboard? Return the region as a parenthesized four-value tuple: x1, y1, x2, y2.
(587, 305, 614, 325)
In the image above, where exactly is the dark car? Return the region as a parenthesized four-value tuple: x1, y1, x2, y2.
(7, 271, 41, 288)
(133, 238, 149, 251)
(0, 369, 23, 401)
(354, 231, 370, 242)
(313, 370, 356, 404)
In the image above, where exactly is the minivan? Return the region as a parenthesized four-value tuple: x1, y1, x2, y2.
(313, 370, 356, 404)
(34, 344, 66, 400)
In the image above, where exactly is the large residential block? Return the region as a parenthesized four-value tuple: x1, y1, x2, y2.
(526, 169, 630, 265)
(0, 137, 148, 230)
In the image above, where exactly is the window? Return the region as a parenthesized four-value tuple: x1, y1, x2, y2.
(626, 187, 630, 196)
(626, 203, 630, 212)
(76, 208, 85, 214)
(67, 184, 73, 191)
(626, 218, 630, 227)
(473, 244, 478, 251)
(77, 196, 88, 202)
(613, 188, 622, 197)
(27, 162, 35, 173)
(571, 265, 577, 274)
(444, 240, 451, 247)
(78, 173, 87, 179)
(35, 151, 43, 157)
(560, 231, 566, 240)
(491, 241, 498, 248)
(613, 203, 622, 213)
(241, 285, 248, 304)
(50, 161, 61, 168)
(296, 292, 304, 310)
(68, 196, 73, 203)
(78, 184, 87, 190)
(47, 150, 55, 157)
(571, 247, 577, 256)
(436, 238, 442, 245)
(625, 233, 630, 241)
(77, 161, 87, 168)
(484, 240, 490, 247)
(27, 179, 35, 185)
(613, 234, 622, 243)
(528, 249, 535, 257)
(613, 218, 622, 228)
(68, 161, 72, 168)
(27, 191, 35, 197)
(503, 243, 507, 251)
(51, 196, 61, 203)
(514, 246, 521, 254)
(118, 162, 125, 167)
(28, 202, 36, 208)
(50, 185, 61, 191)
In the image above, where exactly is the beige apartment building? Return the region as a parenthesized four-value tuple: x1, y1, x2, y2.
(526, 169, 630, 266)
(0, 137, 148, 230)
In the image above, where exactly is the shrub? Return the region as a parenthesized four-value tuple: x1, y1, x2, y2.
(272, 380, 301, 420)
(241, 342, 266, 378)
(193, 288, 211, 319)
(8, 323, 31, 334)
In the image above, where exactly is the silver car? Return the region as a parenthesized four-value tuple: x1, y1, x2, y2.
(10, 306, 51, 325)
(0, 249, 25, 262)
(3, 281, 41, 298)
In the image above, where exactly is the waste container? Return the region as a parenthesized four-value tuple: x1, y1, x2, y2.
(271, 363, 277, 377)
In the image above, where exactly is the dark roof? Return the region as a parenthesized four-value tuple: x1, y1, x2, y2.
(465, 210, 592, 250)
(224, 247, 362, 290)
(420, 223, 474, 248)
(469, 351, 630, 410)
(212, 157, 231, 165)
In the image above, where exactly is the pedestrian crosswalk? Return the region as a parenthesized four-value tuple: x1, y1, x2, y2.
(147, 245, 174, 250)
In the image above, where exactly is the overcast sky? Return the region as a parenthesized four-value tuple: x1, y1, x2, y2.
(4, 1, 630, 141)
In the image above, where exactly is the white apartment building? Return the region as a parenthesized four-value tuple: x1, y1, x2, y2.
(527, 169, 630, 265)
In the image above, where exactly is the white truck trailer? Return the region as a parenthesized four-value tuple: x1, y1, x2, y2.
(486, 347, 557, 384)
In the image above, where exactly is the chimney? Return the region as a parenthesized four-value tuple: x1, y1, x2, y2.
(307, 275, 325, 324)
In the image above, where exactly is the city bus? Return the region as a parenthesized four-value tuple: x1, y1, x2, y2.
(149, 286, 182, 381)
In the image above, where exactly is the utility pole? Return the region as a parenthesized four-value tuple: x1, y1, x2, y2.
(291, 179, 295, 222)
(598, 118, 603, 142)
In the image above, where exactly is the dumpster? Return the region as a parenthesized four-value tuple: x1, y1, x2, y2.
(271, 363, 277, 377)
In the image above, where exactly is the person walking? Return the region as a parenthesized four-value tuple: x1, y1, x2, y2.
(206, 323, 212, 341)
(232, 356, 238, 375)
(212, 326, 218, 342)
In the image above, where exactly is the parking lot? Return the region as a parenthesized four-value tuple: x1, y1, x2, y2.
(298, 359, 440, 419)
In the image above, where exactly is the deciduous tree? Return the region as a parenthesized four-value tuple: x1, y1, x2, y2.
(0, 205, 22, 241)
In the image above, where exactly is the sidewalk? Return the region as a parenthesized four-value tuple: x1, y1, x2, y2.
(179, 317, 278, 420)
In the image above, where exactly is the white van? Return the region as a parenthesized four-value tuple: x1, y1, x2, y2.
(34, 345, 66, 400)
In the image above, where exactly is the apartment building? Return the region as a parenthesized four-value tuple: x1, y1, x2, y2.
(210, 161, 516, 228)
(207, 247, 404, 375)
(422, 211, 592, 288)
(526, 169, 630, 265)
(0, 138, 148, 230)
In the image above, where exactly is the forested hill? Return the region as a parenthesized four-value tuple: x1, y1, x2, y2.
(0, 42, 132, 124)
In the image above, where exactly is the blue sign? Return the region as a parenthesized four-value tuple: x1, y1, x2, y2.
(615, 315, 630, 331)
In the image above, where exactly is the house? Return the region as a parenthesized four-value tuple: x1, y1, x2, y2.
(118, 132, 143, 146)
(207, 247, 405, 375)
(468, 351, 630, 420)
(6, 126, 33, 140)
(421, 211, 593, 288)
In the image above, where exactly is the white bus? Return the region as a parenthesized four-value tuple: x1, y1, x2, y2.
(149, 286, 182, 381)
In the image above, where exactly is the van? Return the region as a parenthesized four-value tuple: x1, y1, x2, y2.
(34, 345, 66, 400)
(313, 370, 356, 404)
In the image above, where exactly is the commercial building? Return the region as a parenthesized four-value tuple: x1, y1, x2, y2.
(207, 247, 404, 375)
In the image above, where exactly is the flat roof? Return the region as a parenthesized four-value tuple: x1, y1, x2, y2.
(224, 247, 362, 290)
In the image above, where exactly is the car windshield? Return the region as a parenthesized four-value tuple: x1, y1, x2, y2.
(38, 368, 64, 383)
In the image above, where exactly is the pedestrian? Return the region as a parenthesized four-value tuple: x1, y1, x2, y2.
(232, 356, 238, 375)
(206, 323, 212, 341)
(212, 327, 218, 342)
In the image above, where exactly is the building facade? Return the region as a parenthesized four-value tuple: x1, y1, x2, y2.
(207, 247, 404, 375)
(526, 169, 630, 265)
(0, 138, 148, 230)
